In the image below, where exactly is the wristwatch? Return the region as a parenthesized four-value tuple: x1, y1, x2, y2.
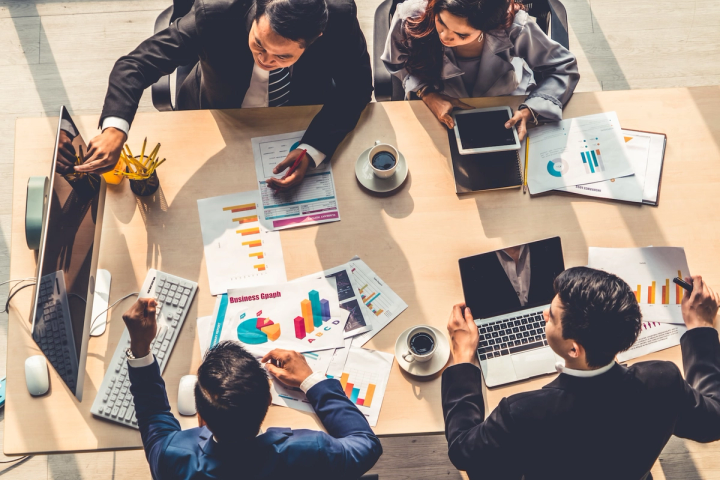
(125, 347, 137, 360)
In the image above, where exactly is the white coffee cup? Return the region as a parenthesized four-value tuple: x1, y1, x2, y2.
(368, 141, 399, 179)
(402, 326, 437, 363)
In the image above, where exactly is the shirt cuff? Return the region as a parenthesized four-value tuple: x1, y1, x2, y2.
(297, 143, 326, 167)
(299, 371, 328, 393)
(101, 116, 130, 137)
(127, 352, 155, 368)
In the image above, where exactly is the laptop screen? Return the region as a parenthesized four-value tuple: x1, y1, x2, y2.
(458, 237, 565, 320)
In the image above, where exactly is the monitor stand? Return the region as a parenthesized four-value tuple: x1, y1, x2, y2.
(90, 269, 111, 336)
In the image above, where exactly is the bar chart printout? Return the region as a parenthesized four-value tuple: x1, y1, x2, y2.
(197, 191, 287, 295)
(588, 247, 690, 325)
(326, 347, 394, 426)
(347, 257, 409, 347)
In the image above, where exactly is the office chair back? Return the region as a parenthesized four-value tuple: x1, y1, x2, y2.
(151, 0, 197, 111)
(372, 0, 569, 101)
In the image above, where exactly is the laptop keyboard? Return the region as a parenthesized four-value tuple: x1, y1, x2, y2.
(477, 311, 548, 360)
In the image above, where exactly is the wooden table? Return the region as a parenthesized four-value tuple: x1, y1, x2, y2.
(6, 87, 720, 455)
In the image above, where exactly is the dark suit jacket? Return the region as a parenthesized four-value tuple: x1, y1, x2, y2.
(461, 242, 564, 318)
(101, 0, 373, 160)
(128, 360, 382, 479)
(441, 328, 720, 480)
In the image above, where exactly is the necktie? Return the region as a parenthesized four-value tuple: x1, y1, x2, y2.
(268, 67, 291, 107)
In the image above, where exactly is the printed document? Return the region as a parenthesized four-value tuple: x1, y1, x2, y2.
(252, 131, 340, 230)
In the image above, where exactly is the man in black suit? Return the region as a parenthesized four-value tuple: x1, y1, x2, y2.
(75, 0, 372, 190)
(443, 267, 720, 480)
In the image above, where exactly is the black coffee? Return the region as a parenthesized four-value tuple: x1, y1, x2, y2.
(410, 332, 435, 355)
(371, 151, 397, 171)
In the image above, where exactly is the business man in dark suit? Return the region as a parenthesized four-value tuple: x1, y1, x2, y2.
(121, 298, 382, 479)
(75, 0, 372, 190)
(443, 267, 720, 480)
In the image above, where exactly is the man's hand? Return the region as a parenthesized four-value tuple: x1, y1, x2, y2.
(266, 149, 312, 191)
(682, 275, 719, 329)
(421, 92, 473, 129)
(56, 130, 77, 174)
(447, 303, 479, 365)
(505, 108, 533, 141)
(261, 349, 313, 387)
(122, 298, 158, 358)
(74, 127, 127, 174)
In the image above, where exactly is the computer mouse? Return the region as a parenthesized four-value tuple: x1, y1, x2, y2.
(25, 355, 49, 396)
(177, 375, 198, 416)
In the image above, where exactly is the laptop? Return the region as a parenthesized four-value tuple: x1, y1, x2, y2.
(458, 237, 565, 387)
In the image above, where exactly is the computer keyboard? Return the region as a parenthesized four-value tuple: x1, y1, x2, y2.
(477, 311, 548, 360)
(32, 271, 79, 393)
(91, 269, 197, 428)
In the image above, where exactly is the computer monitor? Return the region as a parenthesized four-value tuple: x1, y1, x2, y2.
(459, 237, 565, 319)
(29, 106, 107, 400)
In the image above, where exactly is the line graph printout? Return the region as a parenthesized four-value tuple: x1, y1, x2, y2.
(527, 112, 634, 194)
(588, 247, 690, 324)
(346, 257, 408, 347)
(197, 191, 286, 295)
(326, 347, 394, 426)
(252, 131, 340, 230)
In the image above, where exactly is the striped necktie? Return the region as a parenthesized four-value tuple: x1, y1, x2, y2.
(268, 67, 291, 107)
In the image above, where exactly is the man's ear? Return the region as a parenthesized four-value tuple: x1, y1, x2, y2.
(569, 340, 584, 360)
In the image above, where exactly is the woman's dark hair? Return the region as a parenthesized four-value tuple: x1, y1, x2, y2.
(403, 0, 516, 87)
(255, 0, 328, 48)
(554, 267, 643, 368)
(195, 341, 271, 443)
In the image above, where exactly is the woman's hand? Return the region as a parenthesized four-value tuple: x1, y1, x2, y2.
(505, 108, 533, 141)
(421, 92, 473, 129)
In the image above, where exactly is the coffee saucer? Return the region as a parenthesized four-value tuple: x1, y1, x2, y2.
(395, 325, 451, 377)
(355, 147, 408, 193)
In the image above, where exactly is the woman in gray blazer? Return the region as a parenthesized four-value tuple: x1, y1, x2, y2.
(381, 0, 579, 138)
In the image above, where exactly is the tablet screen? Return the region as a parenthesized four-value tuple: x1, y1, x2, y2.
(456, 110, 516, 150)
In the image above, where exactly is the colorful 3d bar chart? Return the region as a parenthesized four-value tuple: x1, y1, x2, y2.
(301, 299, 314, 334)
(648, 281, 656, 304)
(249, 252, 264, 259)
(294, 316, 306, 339)
(634, 285, 642, 303)
(237, 227, 261, 236)
(309, 290, 323, 327)
(223, 203, 256, 213)
(253, 264, 266, 271)
(242, 240, 262, 248)
(232, 215, 259, 224)
(334, 372, 376, 407)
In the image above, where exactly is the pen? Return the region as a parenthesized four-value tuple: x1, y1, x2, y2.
(673, 276, 693, 294)
(523, 136, 529, 194)
(282, 149, 307, 181)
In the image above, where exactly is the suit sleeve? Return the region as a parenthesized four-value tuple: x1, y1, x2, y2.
(673, 327, 720, 442)
(305, 379, 383, 477)
(510, 19, 579, 122)
(128, 359, 181, 480)
(442, 363, 521, 478)
(300, 1, 373, 161)
(100, 6, 201, 128)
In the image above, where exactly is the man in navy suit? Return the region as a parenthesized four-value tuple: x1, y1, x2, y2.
(121, 298, 382, 479)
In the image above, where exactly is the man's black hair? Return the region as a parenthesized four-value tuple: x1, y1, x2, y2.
(195, 341, 270, 442)
(554, 266, 642, 367)
(255, 0, 329, 48)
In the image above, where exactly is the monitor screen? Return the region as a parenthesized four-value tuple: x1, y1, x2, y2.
(459, 237, 565, 319)
(30, 107, 104, 398)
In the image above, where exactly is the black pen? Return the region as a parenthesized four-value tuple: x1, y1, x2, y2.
(673, 276, 693, 294)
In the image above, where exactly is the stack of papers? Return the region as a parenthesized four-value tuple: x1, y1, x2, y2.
(588, 247, 690, 361)
(527, 113, 666, 204)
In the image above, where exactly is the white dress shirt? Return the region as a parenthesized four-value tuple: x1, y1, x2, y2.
(555, 360, 615, 377)
(496, 245, 531, 306)
(102, 62, 326, 167)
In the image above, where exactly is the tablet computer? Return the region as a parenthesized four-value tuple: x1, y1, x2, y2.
(452, 106, 521, 155)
